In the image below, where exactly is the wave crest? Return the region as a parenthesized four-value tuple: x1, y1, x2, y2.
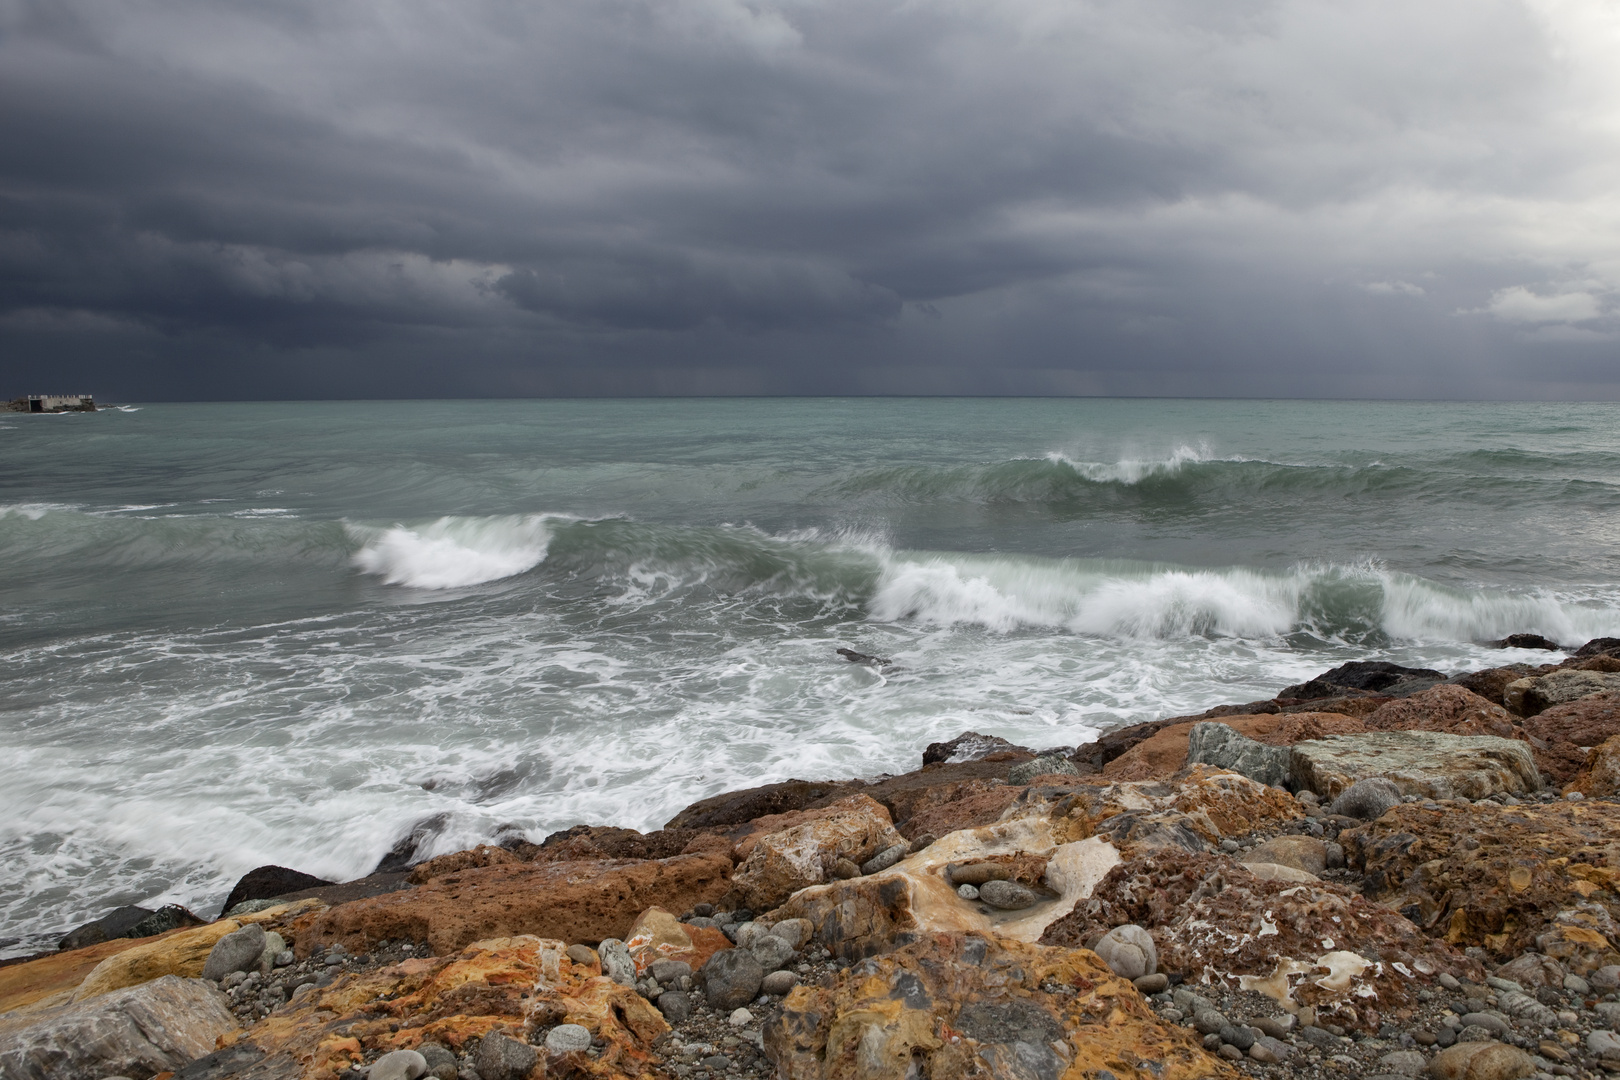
(349, 515, 559, 588)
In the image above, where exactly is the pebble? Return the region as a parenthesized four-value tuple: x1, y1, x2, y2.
(1378, 1050, 1427, 1076)
(545, 1024, 593, 1054)
(1193, 1010, 1229, 1035)
(770, 918, 813, 950)
(830, 858, 862, 879)
(1094, 924, 1157, 981)
(956, 883, 980, 900)
(565, 944, 597, 966)
(1564, 974, 1591, 996)
(1440, 973, 1464, 991)
(1219, 839, 1240, 853)
(366, 1049, 428, 1080)
(1252, 1016, 1294, 1039)
(761, 970, 800, 996)
(598, 938, 636, 987)
(750, 935, 796, 973)
(1133, 973, 1168, 994)
(1220, 1025, 1257, 1051)
(977, 880, 1037, 910)
(1250, 1036, 1292, 1063)
(657, 990, 693, 1022)
(860, 843, 909, 876)
(730, 1008, 754, 1027)
(650, 960, 693, 985)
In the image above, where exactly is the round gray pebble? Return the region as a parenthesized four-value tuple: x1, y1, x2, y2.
(545, 1023, 593, 1053)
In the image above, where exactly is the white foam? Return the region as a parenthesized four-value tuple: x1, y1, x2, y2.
(349, 514, 560, 588)
(1042, 444, 1239, 484)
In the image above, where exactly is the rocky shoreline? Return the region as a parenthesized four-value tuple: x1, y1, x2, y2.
(5, 637, 1620, 1080)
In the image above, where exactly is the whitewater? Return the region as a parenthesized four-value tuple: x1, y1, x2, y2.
(2, 397, 1618, 957)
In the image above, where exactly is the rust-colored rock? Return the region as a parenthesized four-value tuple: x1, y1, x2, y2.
(1524, 693, 1620, 787)
(249, 936, 667, 1080)
(296, 852, 731, 956)
(1167, 764, 1305, 838)
(1582, 734, 1620, 797)
(728, 795, 904, 912)
(1102, 712, 1365, 782)
(1448, 667, 1540, 708)
(664, 779, 859, 830)
(892, 780, 1023, 842)
(1343, 800, 1620, 960)
(764, 931, 1234, 1080)
(408, 844, 523, 883)
(622, 906, 730, 974)
(1361, 685, 1519, 737)
(1040, 850, 1479, 1030)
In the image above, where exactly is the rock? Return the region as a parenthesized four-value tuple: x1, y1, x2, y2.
(1282, 661, 1447, 699)
(1253, 1015, 1294, 1039)
(1104, 712, 1367, 782)
(1095, 924, 1158, 980)
(1242, 835, 1328, 875)
(764, 931, 1229, 1080)
(473, 1032, 536, 1080)
(1515, 671, 1620, 717)
(1343, 800, 1620, 960)
(860, 843, 910, 876)
(219, 865, 335, 916)
(1007, 755, 1081, 785)
(1564, 972, 1590, 993)
(769, 917, 813, 950)
(597, 937, 636, 986)
(1592, 964, 1620, 990)
(417, 1042, 458, 1080)
(921, 731, 1033, 766)
(829, 857, 862, 879)
(1576, 638, 1620, 659)
(199, 923, 266, 982)
(544, 1023, 592, 1053)
(366, 1049, 428, 1080)
(1193, 1009, 1229, 1034)
(730, 1007, 754, 1026)
(1186, 723, 1292, 787)
(1290, 732, 1542, 800)
(977, 879, 1037, 910)
(256, 930, 287, 975)
(1496, 989, 1558, 1027)
(649, 958, 692, 984)
(1495, 953, 1565, 989)
(1168, 764, 1306, 837)
(728, 794, 905, 912)
(1363, 686, 1520, 738)
(1458, 1011, 1509, 1036)
(1491, 634, 1563, 651)
(762, 970, 800, 996)
(1587, 1030, 1620, 1056)
(564, 943, 596, 965)
(57, 906, 156, 951)
(1580, 732, 1620, 796)
(1379, 1050, 1428, 1076)
(1243, 861, 1320, 883)
(623, 905, 731, 974)
(702, 946, 764, 1010)
(0, 975, 237, 1080)
(656, 989, 693, 1021)
(956, 883, 979, 900)
(749, 934, 796, 972)
(1042, 850, 1478, 1029)
(1249, 1035, 1294, 1063)
(1447, 667, 1538, 708)
(1330, 777, 1404, 819)
(297, 851, 731, 956)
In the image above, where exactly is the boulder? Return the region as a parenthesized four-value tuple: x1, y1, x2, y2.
(728, 794, 905, 912)
(58, 906, 157, 952)
(1585, 734, 1620, 797)
(72, 920, 247, 1001)
(889, 779, 1024, 841)
(295, 852, 731, 956)
(201, 922, 266, 981)
(1280, 661, 1447, 699)
(1508, 670, 1620, 717)
(1344, 800, 1620, 959)
(1362, 686, 1519, 738)
(1576, 638, 1620, 660)
(623, 906, 731, 974)
(921, 731, 1033, 765)
(1241, 835, 1327, 875)
(1523, 693, 1620, 786)
(1446, 666, 1538, 708)
(1167, 765, 1305, 837)
(1493, 952, 1565, 989)
(0, 975, 237, 1080)
(764, 932, 1231, 1080)
(701, 946, 764, 1010)
(1041, 850, 1479, 1030)
(219, 865, 335, 916)
(1489, 634, 1563, 651)
(1104, 712, 1365, 782)
(247, 935, 666, 1079)
(1006, 755, 1081, 785)
(664, 779, 858, 830)
(1289, 732, 1542, 800)
(1186, 723, 1291, 787)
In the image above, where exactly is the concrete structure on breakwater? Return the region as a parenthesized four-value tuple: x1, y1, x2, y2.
(2, 394, 97, 413)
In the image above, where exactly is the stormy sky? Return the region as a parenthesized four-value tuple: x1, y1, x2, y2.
(2, 0, 1618, 399)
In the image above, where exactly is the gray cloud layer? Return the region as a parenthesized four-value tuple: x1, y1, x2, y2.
(2, 0, 1618, 398)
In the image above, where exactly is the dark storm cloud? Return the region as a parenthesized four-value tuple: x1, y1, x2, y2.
(1, 0, 1617, 398)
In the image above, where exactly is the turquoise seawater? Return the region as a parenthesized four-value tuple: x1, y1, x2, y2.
(2, 398, 1618, 954)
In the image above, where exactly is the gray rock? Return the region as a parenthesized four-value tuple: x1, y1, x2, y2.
(1455, 1025, 1497, 1043)
(1497, 990, 1558, 1028)
(597, 938, 635, 987)
(762, 970, 800, 996)
(1327, 777, 1406, 820)
(1187, 723, 1292, 787)
(1253, 1016, 1294, 1039)
(956, 883, 979, 900)
(1593, 966, 1620, 991)
(1298, 1025, 1345, 1049)
(1459, 1012, 1509, 1037)
(1094, 924, 1157, 980)
(201, 923, 267, 982)
(656, 990, 692, 1022)
(366, 1049, 428, 1080)
(702, 947, 764, 1011)
(564, 944, 596, 966)
(649, 959, 693, 985)
(257, 931, 287, 975)
(1220, 1025, 1257, 1051)
(1007, 755, 1081, 785)
(749, 934, 796, 972)
(1438, 972, 1462, 991)
(1377, 1050, 1426, 1076)
(732, 921, 766, 948)
(1324, 841, 1346, 869)
(1588, 1031, 1620, 1057)
(1250, 1036, 1293, 1063)
(1564, 974, 1591, 995)
(977, 879, 1037, 910)
(57, 906, 158, 951)
(1292, 732, 1542, 801)
(544, 1024, 592, 1054)
(416, 1043, 458, 1080)
(473, 1032, 537, 1080)
(769, 918, 813, 950)
(1133, 973, 1168, 994)
(0, 975, 237, 1080)
(860, 843, 909, 876)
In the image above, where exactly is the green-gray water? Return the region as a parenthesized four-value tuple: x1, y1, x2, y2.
(2, 398, 1617, 955)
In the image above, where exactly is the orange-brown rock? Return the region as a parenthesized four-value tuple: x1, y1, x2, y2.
(1523, 693, 1620, 787)
(1040, 850, 1480, 1030)
(1449, 666, 1541, 708)
(1167, 764, 1305, 838)
(1102, 712, 1364, 781)
(1361, 685, 1519, 737)
(727, 795, 904, 912)
(408, 844, 523, 883)
(892, 780, 1023, 842)
(1582, 734, 1620, 797)
(622, 907, 731, 974)
(764, 931, 1234, 1080)
(0, 938, 154, 1016)
(664, 779, 860, 830)
(1343, 800, 1620, 960)
(296, 852, 731, 956)
(248, 936, 667, 1080)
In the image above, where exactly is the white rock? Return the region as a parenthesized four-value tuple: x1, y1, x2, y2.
(1094, 924, 1157, 980)
(730, 1007, 754, 1027)
(366, 1049, 427, 1080)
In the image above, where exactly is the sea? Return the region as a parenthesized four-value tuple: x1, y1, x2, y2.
(2, 398, 1618, 957)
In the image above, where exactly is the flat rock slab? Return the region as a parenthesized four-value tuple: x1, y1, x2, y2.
(0, 975, 237, 1080)
(1289, 731, 1541, 800)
